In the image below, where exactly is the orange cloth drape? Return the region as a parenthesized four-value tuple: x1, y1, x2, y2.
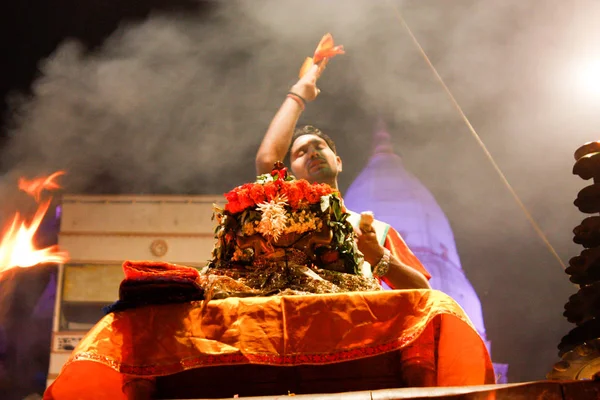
(45, 290, 494, 399)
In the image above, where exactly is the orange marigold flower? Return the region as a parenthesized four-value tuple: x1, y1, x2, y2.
(286, 184, 303, 209)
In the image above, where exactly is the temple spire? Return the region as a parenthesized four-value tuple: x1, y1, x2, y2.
(373, 117, 395, 156)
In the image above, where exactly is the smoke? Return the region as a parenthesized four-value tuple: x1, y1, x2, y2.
(1, 0, 600, 384)
(0, 0, 559, 196)
(3, 11, 256, 194)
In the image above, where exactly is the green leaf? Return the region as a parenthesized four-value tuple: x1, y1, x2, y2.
(329, 196, 342, 221)
(335, 230, 344, 245)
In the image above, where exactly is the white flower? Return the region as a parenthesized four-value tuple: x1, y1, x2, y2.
(256, 174, 275, 184)
(256, 195, 288, 242)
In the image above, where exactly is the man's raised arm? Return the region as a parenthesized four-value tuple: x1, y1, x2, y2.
(255, 64, 322, 175)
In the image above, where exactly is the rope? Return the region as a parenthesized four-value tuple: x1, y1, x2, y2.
(386, 0, 567, 270)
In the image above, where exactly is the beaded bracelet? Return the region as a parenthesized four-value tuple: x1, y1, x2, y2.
(373, 248, 391, 278)
(287, 92, 307, 110)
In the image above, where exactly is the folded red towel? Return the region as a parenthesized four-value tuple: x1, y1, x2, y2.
(103, 261, 204, 314)
(122, 260, 201, 284)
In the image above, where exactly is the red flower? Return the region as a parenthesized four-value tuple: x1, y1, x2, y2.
(249, 184, 266, 204)
(295, 179, 310, 195)
(236, 187, 254, 211)
(305, 187, 321, 204)
(224, 191, 242, 214)
(224, 183, 258, 214)
(223, 176, 339, 214)
(278, 167, 288, 180)
(270, 164, 288, 181)
(263, 181, 279, 201)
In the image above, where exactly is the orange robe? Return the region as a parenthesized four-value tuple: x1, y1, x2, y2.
(384, 226, 431, 281)
(44, 235, 493, 399)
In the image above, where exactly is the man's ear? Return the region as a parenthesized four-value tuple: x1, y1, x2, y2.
(336, 155, 343, 172)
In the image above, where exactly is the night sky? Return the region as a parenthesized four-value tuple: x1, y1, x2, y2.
(0, 0, 209, 168)
(1, 0, 599, 394)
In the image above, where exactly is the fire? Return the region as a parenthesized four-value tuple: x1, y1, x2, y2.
(18, 170, 65, 202)
(0, 171, 69, 274)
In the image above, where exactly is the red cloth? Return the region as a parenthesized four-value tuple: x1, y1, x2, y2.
(121, 260, 201, 283)
(104, 261, 204, 313)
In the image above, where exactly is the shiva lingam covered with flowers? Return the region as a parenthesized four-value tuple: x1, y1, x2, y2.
(204, 162, 381, 298)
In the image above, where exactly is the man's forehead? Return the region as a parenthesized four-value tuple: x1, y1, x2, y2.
(291, 134, 327, 152)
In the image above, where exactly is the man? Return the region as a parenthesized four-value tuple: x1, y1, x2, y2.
(256, 63, 431, 291)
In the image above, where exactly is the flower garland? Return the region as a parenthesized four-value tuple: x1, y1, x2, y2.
(223, 166, 337, 214)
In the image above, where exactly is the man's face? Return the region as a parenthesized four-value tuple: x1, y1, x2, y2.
(290, 134, 342, 185)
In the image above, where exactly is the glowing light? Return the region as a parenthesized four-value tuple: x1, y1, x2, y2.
(574, 59, 600, 97)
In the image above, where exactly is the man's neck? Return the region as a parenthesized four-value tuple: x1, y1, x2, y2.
(323, 179, 338, 190)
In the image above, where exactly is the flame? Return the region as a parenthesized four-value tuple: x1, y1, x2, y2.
(0, 171, 69, 274)
(298, 33, 345, 78)
(18, 171, 65, 202)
